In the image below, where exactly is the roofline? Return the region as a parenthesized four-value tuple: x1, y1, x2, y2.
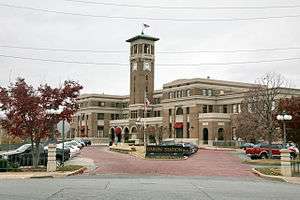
(126, 34, 159, 42)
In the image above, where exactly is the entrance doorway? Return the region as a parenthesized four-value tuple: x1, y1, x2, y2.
(175, 128, 183, 138)
(124, 127, 130, 142)
(203, 128, 209, 144)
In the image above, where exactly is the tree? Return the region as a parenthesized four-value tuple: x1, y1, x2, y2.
(0, 78, 82, 167)
(278, 97, 300, 146)
(235, 72, 288, 156)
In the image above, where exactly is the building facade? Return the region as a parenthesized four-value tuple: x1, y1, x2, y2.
(70, 33, 300, 145)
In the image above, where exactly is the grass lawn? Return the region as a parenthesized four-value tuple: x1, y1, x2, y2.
(255, 167, 282, 176)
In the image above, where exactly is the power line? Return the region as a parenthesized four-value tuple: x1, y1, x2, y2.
(1, 45, 300, 54)
(1, 54, 300, 67)
(1, 3, 300, 22)
(0, 45, 127, 53)
(64, 0, 300, 10)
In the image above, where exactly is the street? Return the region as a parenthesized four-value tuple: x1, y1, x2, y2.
(80, 146, 255, 177)
(0, 175, 299, 200)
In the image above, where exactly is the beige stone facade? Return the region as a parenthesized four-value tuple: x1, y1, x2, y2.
(70, 33, 300, 145)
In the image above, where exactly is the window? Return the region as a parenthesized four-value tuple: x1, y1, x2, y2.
(233, 104, 237, 113)
(223, 105, 228, 113)
(81, 114, 85, 120)
(146, 86, 148, 93)
(146, 111, 151, 118)
(98, 102, 105, 107)
(144, 44, 150, 54)
(133, 44, 138, 54)
(203, 105, 208, 113)
(202, 89, 207, 96)
(151, 45, 154, 55)
(238, 104, 241, 113)
(207, 89, 212, 96)
(176, 108, 183, 115)
(169, 109, 172, 116)
(131, 111, 138, 119)
(97, 126, 104, 137)
(97, 113, 104, 120)
(209, 105, 213, 113)
(186, 107, 190, 114)
(187, 89, 191, 97)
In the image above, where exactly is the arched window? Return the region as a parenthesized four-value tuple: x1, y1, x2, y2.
(176, 107, 183, 115)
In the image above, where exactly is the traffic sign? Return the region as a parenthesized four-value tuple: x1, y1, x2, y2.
(57, 120, 70, 134)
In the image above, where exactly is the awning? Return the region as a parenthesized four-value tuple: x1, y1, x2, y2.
(174, 122, 183, 129)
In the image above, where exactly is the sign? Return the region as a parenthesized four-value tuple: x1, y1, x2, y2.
(57, 120, 70, 134)
(146, 145, 190, 158)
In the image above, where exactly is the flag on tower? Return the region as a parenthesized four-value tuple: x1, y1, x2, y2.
(141, 24, 150, 35)
(143, 23, 150, 28)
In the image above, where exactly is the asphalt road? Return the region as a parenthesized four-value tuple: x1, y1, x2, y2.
(0, 175, 299, 200)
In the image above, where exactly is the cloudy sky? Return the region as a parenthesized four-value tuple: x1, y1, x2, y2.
(0, 0, 300, 95)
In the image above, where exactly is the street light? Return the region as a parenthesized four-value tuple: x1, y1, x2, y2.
(276, 113, 292, 147)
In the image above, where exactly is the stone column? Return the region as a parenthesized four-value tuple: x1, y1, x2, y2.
(47, 144, 57, 172)
(280, 149, 292, 177)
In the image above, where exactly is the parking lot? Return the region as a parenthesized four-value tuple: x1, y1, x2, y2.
(80, 146, 257, 177)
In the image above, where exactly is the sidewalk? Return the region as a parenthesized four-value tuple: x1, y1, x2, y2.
(0, 166, 86, 179)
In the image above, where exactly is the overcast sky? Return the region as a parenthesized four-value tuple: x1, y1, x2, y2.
(0, 0, 300, 95)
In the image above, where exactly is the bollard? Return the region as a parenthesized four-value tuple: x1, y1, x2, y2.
(47, 143, 57, 172)
(280, 149, 292, 177)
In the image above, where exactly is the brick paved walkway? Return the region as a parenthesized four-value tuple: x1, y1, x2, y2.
(80, 146, 256, 177)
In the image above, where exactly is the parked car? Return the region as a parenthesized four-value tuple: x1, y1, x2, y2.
(81, 138, 92, 146)
(240, 143, 255, 150)
(182, 143, 198, 156)
(246, 143, 299, 159)
(74, 138, 86, 147)
(60, 142, 80, 158)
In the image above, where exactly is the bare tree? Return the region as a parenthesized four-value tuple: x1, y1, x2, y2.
(236, 72, 288, 157)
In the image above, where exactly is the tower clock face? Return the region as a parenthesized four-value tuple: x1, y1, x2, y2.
(143, 61, 151, 71)
(132, 62, 137, 71)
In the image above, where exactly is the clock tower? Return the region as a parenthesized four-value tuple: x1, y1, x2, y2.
(126, 34, 159, 106)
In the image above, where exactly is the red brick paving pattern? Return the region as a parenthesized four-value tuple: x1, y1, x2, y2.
(80, 146, 256, 177)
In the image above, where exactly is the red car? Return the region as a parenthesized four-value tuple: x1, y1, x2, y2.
(245, 143, 299, 159)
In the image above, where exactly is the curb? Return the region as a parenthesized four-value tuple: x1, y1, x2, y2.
(199, 147, 237, 152)
(251, 168, 287, 182)
(28, 167, 87, 179)
(66, 167, 87, 176)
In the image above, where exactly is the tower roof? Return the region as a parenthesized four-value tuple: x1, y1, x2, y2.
(126, 34, 159, 42)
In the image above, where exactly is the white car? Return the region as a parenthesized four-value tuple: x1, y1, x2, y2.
(56, 143, 79, 158)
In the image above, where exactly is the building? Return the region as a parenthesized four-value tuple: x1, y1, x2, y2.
(70, 33, 300, 145)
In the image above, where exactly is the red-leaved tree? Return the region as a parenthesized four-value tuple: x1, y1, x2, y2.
(0, 78, 82, 167)
(278, 97, 300, 146)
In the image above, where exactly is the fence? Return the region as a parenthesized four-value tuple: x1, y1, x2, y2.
(212, 140, 239, 148)
(0, 153, 47, 172)
(0, 143, 26, 151)
(291, 161, 300, 177)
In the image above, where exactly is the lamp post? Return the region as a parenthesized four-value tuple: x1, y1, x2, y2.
(276, 113, 292, 147)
